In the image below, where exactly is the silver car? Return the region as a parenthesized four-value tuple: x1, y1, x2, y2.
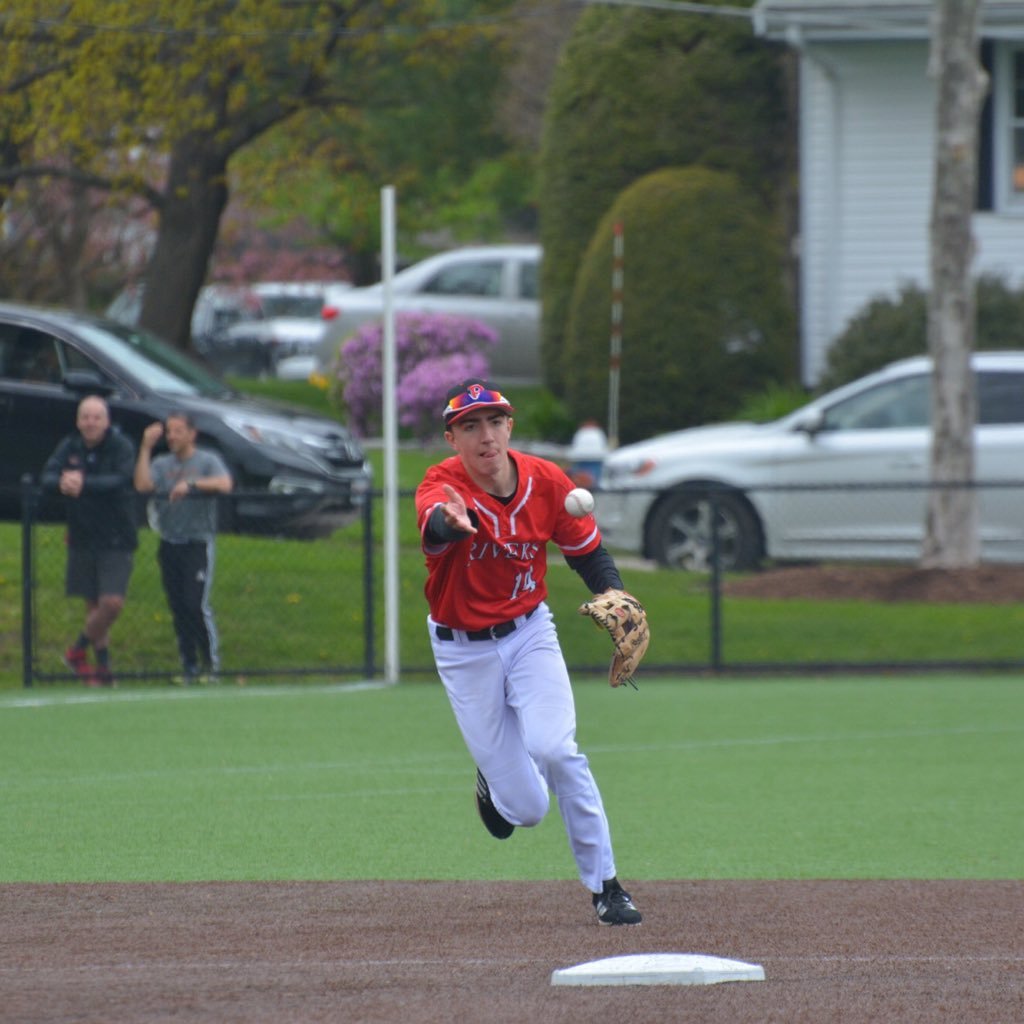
(597, 352, 1024, 570)
(317, 244, 541, 385)
(232, 281, 336, 379)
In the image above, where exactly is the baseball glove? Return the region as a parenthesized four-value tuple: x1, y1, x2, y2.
(578, 589, 650, 689)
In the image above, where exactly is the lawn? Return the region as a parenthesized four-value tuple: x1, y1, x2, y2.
(4, 377, 1024, 683)
(7, 501, 1024, 687)
(1, 675, 1021, 882)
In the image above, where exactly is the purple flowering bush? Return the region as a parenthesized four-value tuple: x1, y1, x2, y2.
(329, 312, 499, 439)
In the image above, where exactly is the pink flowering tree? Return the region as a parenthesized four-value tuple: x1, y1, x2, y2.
(331, 312, 499, 439)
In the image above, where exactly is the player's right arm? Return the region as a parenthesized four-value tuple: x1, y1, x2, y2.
(417, 468, 479, 549)
(435, 484, 477, 535)
(40, 436, 73, 491)
(133, 422, 164, 493)
(423, 486, 479, 547)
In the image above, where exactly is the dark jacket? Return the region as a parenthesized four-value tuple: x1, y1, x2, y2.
(41, 427, 138, 551)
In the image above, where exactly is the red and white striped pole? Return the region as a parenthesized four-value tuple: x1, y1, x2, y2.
(607, 222, 624, 450)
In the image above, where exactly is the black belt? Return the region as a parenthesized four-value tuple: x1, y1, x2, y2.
(435, 607, 535, 642)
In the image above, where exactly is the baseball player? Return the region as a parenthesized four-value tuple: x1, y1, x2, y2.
(415, 378, 644, 926)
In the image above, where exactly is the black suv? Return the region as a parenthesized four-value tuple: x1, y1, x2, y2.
(0, 302, 372, 538)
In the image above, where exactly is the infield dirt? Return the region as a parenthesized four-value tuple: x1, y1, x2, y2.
(3, 879, 1022, 1023)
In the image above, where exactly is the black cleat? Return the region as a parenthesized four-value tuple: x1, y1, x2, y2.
(593, 878, 642, 926)
(475, 769, 515, 839)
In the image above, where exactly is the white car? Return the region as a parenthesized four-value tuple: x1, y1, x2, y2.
(231, 281, 338, 378)
(597, 352, 1024, 571)
(317, 244, 541, 385)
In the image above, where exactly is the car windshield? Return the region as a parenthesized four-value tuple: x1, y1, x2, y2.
(73, 319, 233, 398)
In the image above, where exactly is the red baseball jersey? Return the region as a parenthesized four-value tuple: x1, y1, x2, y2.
(416, 450, 601, 631)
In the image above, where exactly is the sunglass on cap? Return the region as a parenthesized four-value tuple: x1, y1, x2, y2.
(443, 385, 514, 423)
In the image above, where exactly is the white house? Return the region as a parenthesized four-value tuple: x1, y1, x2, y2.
(751, 1, 1024, 384)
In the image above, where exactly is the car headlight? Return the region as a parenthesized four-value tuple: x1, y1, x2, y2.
(268, 475, 326, 495)
(222, 410, 333, 460)
(602, 458, 656, 486)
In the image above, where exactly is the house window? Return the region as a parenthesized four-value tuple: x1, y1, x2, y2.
(992, 42, 1024, 211)
(1014, 50, 1024, 194)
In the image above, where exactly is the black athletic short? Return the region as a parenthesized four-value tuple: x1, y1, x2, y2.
(65, 547, 135, 601)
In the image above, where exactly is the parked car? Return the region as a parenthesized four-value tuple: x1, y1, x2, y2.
(0, 302, 372, 538)
(231, 281, 339, 380)
(317, 244, 541, 384)
(597, 352, 1024, 571)
(106, 283, 268, 376)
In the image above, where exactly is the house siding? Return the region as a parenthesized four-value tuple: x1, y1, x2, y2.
(798, 39, 1024, 384)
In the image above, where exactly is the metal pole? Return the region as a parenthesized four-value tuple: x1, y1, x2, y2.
(607, 222, 624, 450)
(709, 489, 723, 672)
(362, 488, 376, 678)
(20, 475, 34, 688)
(381, 185, 400, 684)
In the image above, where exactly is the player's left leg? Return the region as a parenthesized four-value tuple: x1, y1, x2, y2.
(510, 630, 642, 924)
(186, 540, 219, 674)
(503, 607, 617, 895)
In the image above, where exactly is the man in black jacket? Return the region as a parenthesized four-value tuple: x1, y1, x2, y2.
(41, 395, 138, 686)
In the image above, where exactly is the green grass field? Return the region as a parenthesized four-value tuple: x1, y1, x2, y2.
(5, 382, 1023, 885)
(6, 396, 1024, 682)
(7, 515, 1024, 684)
(2, 674, 1021, 883)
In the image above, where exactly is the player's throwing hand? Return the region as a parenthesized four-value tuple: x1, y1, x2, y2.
(441, 484, 478, 534)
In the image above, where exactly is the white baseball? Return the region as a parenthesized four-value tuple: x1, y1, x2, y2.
(564, 487, 595, 518)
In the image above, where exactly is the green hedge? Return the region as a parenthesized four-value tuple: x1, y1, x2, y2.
(818, 275, 1024, 392)
(538, 4, 792, 392)
(563, 166, 796, 443)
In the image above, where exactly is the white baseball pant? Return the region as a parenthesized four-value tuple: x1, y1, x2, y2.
(428, 601, 617, 894)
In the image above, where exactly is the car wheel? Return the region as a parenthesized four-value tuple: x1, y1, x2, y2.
(646, 488, 762, 572)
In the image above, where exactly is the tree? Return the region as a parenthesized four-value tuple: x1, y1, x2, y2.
(562, 167, 795, 444)
(228, 16, 536, 287)
(538, 2, 793, 393)
(922, 0, 987, 569)
(0, 1, 523, 347)
(125, 2, 464, 349)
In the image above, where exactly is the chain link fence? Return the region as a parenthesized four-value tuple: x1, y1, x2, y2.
(15, 479, 1024, 687)
(20, 483, 378, 687)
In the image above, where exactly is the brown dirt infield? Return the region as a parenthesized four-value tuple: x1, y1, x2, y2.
(3, 880, 1022, 1022)
(723, 563, 1024, 604)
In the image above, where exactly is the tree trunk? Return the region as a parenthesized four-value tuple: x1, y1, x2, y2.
(139, 134, 230, 351)
(48, 179, 92, 310)
(921, 0, 987, 569)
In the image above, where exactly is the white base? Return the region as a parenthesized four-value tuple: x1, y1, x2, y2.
(551, 953, 765, 987)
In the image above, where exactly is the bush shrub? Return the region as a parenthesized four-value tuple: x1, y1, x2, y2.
(562, 166, 796, 443)
(732, 382, 811, 423)
(538, 6, 793, 393)
(818, 275, 1024, 392)
(328, 313, 497, 439)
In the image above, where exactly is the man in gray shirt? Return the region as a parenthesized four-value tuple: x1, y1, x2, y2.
(135, 412, 233, 684)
